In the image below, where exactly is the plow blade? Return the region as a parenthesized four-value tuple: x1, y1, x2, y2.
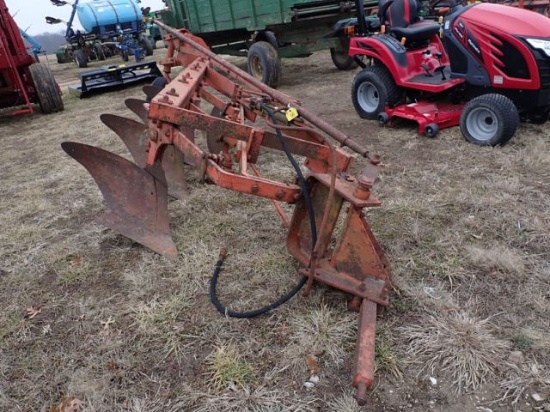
(61, 142, 177, 259)
(69, 61, 162, 98)
(143, 85, 163, 102)
(100, 114, 189, 200)
(125, 98, 150, 124)
(100, 114, 149, 167)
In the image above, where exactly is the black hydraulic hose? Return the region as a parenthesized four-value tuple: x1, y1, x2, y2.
(210, 248, 308, 318)
(209, 103, 317, 318)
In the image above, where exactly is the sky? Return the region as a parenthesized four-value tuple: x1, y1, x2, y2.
(6, 0, 166, 35)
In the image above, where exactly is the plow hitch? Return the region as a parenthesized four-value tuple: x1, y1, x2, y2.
(62, 22, 391, 405)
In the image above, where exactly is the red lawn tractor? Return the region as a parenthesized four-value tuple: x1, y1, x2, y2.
(349, 0, 550, 145)
(0, 0, 63, 116)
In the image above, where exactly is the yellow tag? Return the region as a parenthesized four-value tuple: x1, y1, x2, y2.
(285, 107, 299, 122)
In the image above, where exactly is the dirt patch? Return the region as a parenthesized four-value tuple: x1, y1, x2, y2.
(0, 44, 549, 412)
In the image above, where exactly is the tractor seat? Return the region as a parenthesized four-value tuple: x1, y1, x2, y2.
(380, 0, 441, 42)
(390, 21, 441, 42)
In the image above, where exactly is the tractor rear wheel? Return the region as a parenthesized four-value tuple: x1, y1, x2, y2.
(352, 65, 402, 120)
(29, 63, 64, 114)
(74, 49, 88, 68)
(247, 41, 282, 88)
(460, 94, 518, 146)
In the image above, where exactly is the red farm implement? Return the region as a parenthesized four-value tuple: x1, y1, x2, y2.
(61, 21, 392, 405)
(0, 0, 63, 116)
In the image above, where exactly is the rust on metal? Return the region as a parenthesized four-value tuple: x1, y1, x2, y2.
(61, 23, 393, 405)
(61, 142, 177, 258)
(125, 98, 150, 124)
(354, 298, 378, 406)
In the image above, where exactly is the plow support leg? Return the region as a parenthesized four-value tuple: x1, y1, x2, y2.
(354, 298, 377, 406)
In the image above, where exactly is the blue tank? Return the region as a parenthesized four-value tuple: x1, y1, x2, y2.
(76, 0, 142, 34)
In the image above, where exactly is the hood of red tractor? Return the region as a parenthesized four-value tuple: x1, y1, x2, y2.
(461, 3, 550, 38)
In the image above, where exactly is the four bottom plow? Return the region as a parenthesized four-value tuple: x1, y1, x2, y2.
(61, 22, 392, 406)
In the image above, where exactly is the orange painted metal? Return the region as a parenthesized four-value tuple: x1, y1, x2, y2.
(354, 299, 378, 406)
(62, 22, 393, 405)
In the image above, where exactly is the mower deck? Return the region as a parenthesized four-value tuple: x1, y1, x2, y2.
(70, 61, 162, 97)
(383, 100, 464, 135)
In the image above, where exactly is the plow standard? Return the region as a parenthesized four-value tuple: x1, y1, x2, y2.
(62, 21, 391, 405)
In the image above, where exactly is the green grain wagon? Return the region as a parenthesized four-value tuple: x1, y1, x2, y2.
(158, 0, 378, 86)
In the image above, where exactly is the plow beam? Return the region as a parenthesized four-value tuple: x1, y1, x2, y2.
(62, 23, 392, 406)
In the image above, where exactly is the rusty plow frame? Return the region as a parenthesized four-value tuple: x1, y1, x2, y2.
(61, 21, 391, 406)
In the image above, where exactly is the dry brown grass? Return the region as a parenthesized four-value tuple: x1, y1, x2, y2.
(399, 309, 511, 393)
(0, 47, 549, 411)
(466, 244, 527, 276)
(496, 360, 550, 405)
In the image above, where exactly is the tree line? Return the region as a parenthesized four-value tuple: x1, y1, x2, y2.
(29, 31, 67, 55)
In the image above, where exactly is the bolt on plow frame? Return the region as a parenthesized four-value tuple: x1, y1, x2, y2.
(61, 20, 391, 406)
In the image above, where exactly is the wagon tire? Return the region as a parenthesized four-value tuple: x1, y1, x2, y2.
(29, 63, 64, 114)
(352, 65, 402, 119)
(263, 31, 279, 49)
(460, 93, 518, 146)
(247, 41, 282, 88)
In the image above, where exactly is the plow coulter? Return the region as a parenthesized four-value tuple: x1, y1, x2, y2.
(62, 21, 391, 405)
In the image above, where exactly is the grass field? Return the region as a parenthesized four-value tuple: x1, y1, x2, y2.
(0, 45, 549, 412)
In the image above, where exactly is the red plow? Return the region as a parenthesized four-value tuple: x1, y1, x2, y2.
(62, 21, 391, 405)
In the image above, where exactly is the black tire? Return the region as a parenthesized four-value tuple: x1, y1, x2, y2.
(141, 38, 154, 56)
(378, 112, 390, 125)
(330, 48, 358, 70)
(74, 48, 88, 68)
(425, 123, 439, 138)
(351, 65, 402, 120)
(459, 94, 519, 146)
(56, 50, 72, 64)
(257, 31, 278, 49)
(94, 43, 105, 61)
(330, 37, 357, 70)
(29, 63, 64, 114)
(247, 41, 282, 88)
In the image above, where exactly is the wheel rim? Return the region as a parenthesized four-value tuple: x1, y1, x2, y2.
(466, 107, 498, 141)
(250, 56, 263, 80)
(357, 81, 379, 113)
